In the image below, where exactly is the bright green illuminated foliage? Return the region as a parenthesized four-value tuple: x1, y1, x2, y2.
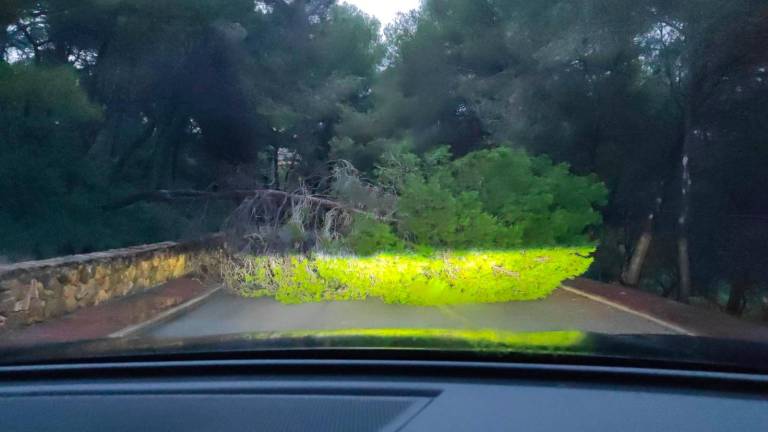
(226, 247, 594, 305)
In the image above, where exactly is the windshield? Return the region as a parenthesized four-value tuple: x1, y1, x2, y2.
(2, 0, 768, 369)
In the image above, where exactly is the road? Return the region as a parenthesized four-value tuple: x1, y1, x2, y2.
(145, 288, 677, 339)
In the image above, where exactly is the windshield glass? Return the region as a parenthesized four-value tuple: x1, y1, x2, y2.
(2, 0, 768, 369)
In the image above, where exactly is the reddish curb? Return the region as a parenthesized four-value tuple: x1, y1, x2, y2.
(565, 278, 768, 342)
(0, 278, 216, 347)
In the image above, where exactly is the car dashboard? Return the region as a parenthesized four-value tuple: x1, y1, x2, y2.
(1, 356, 766, 431)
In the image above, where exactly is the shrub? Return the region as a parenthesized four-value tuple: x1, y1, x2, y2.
(346, 216, 404, 255)
(382, 146, 608, 249)
(225, 247, 595, 306)
(397, 179, 508, 248)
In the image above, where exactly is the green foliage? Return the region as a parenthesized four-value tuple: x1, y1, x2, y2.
(0, 64, 215, 260)
(0, 64, 101, 126)
(388, 147, 607, 248)
(226, 247, 595, 306)
(346, 216, 404, 256)
(0, 65, 103, 258)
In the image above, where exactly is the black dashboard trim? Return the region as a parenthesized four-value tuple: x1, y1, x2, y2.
(1, 357, 766, 395)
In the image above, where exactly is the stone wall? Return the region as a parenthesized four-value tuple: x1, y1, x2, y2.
(0, 237, 223, 331)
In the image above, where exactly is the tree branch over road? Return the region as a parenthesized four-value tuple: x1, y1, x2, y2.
(103, 189, 395, 221)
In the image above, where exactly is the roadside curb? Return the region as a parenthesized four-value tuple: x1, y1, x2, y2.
(560, 285, 695, 336)
(109, 285, 223, 338)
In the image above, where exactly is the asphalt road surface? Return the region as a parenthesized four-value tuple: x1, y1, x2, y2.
(145, 288, 676, 339)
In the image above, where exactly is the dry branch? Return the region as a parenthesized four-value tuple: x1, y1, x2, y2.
(103, 189, 395, 221)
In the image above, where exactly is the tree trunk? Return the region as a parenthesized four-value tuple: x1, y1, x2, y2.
(271, 145, 280, 191)
(88, 110, 122, 161)
(677, 236, 692, 302)
(151, 127, 172, 190)
(110, 120, 157, 181)
(726, 275, 750, 316)
(53, 42, 70, 65)
(761, 295, 768, 322)
(677, 124, 693, 303)
(152, 114, 185, 190)
(621, 217, 654, 286)
(621, 193, 665, 287)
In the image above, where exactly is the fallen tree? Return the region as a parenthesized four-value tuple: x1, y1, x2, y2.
(106, 189, 338, 212)
(102, 188, 394, 221)
(102, 162, 399, 255)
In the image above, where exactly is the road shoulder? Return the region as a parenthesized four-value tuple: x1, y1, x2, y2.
(564, 278, 768, 342)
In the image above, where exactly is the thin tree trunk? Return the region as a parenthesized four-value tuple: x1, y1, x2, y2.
(169, 118, 187, 184)
(761, 295, 768, 322)
(152, 114, 185, 190)
(677, 123, 693, 303)
(53, 42, 70, 65)
(677, 236, 692, 302)
(621, 217, 653, 286)
(726, 274, 750, 316)
(88, 110, 121, 160)
(621, 194, 663, 286)
(111, 120, 157, 181)
(151, 125, 171, 190)
(272, 146, 280, 191)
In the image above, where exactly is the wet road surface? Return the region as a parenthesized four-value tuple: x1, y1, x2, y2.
(146, 288, 676, 339)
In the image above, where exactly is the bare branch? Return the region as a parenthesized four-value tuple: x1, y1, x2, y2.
(103, 189, 395, 221)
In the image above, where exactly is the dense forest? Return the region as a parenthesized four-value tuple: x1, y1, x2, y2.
(2, 0, 768, 318)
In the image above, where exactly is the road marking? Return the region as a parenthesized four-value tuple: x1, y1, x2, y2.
(109, 285, 224, 339)
(560, 285, 695, 336)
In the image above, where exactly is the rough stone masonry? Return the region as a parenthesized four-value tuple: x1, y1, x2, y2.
(0, 237, 223, 332)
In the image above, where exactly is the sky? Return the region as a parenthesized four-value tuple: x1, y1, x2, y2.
(342, 0, 421, 27)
